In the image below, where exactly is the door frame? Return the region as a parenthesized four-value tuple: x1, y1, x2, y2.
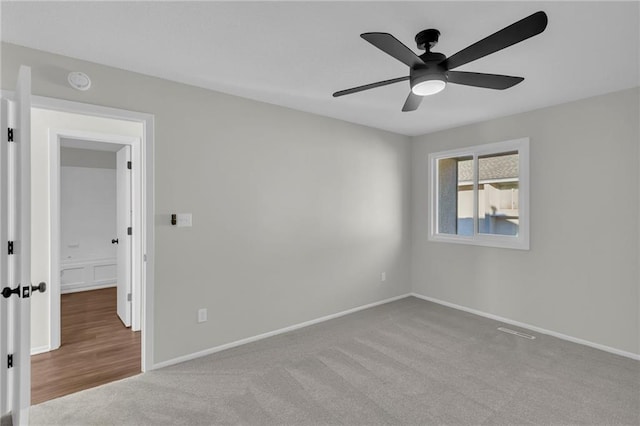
(1, 91, 156, 371)
(50, 129, 141, 345)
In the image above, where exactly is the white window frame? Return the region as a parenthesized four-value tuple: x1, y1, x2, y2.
(428, 137, 530, 250)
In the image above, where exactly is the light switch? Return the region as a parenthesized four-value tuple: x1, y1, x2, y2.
(176, 213, 192, 227)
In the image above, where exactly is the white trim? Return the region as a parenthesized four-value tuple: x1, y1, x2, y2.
(30, 346, 50, 356)
(411, 293, 640, 361)
(428, 137, 530, 250)
(60, 256, 118, 294)
(459, 177, 519, 186)
(0, 91, 151, 125)
(2, 91, 155, 372)
(61, 282, 116, 294)
(49, 133, 60, 350)
(152, 293, 412, 370)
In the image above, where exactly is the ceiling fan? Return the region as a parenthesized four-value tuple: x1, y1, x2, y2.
(333, 11, 548, 112)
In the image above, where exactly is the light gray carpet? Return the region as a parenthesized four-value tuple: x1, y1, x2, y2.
(30, 297, 639, 425)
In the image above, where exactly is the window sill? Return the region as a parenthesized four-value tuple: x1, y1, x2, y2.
(428, 233, 530, 250)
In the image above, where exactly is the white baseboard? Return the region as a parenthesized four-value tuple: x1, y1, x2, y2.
(61, 281, 116, 294)
(411, 293, 640, 361)
(31, 345, 50, 356)
(153, 293, 412, 370)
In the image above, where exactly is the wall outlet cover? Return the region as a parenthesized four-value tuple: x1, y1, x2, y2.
(197, 308, 207, 323)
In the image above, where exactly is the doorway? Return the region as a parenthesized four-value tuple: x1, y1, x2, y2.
(26, 105, 152, 404)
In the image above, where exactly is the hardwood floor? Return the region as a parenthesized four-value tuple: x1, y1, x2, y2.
(31, 287, 141, 405)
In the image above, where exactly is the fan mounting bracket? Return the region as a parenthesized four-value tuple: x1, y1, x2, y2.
(415, 29, 441, 51)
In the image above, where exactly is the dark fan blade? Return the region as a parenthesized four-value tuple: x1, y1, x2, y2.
(333, 76, 410, 97)
(447, 71, 524, 89)
(361, 33, 425, 68)
(402, 92, 423, 112)
(441, 11, 548, 70)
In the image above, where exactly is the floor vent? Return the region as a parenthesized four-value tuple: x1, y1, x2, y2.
(498, 327, 536, 340)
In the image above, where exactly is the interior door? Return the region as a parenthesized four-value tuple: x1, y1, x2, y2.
(116, 145, 132, 327)
(0, 66, 32, 426)
(0, 95, 11, 422)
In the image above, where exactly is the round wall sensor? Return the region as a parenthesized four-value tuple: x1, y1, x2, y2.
(67, 71, 91, 91)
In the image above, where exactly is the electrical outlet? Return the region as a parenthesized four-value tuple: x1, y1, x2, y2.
(381, 272, 386, 282)
(197, 308, 207, 323)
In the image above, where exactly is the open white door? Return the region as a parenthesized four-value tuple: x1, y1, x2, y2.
(0, 66, 32, 425)
(0, 97, 11, 422)
(116, 145, 132, 327)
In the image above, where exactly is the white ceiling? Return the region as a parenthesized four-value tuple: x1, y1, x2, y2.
(2, 1, 638, 136)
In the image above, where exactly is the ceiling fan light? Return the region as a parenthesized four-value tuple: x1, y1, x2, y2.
(411, 79, 446, 96)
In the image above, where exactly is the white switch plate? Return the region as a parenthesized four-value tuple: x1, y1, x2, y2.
(197, 308, 207, 323)
(381, 272, 386, 282)
(177, 213, 192, 227)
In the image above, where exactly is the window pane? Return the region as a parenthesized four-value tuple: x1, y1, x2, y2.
(437, 155, 472, 235)
(456, 157, 473, 236)
(477, 151, 519, 236)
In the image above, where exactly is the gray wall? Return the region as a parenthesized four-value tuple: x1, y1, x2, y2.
(3, 41, 638, 362)
(411, 88, 640, 355)
(60, 147, 116, 169)
(2, 43, 412, 363)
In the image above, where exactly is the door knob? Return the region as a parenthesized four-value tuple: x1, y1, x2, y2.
(31, 282, 46, 294)
(1, 285, 20, 299)
(112, 238, 119, 244)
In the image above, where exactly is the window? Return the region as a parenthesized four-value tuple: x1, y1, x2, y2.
(429, 138, 529, 250)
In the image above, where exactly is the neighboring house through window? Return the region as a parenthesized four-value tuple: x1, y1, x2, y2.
(429, 138, 529, 250)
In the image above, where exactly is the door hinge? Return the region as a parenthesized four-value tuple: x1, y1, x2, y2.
(127, 161, 132, 170)
(127, 293, 132, 302)
(8, 241, 14, 255)
(7, 128, 14, 142)
(7, 354, 13, 368)
(127, 227, 132, 236)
